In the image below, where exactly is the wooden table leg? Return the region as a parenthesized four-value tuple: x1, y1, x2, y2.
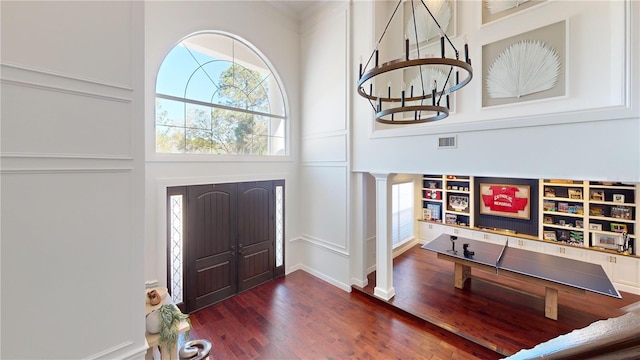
(454, 263, 471, 289)
(545, 287, 558, 320)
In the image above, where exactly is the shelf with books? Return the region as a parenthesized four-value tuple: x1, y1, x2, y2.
(421, 175, 444, 222)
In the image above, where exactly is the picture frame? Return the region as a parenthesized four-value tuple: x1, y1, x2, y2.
(422, 208, 432, 221)
(404, 0, 456, 47)
(611, 206, 632, 220)
(427, 203, 442, 221)
(445, 213, 457, 225)
(575, 220, 584, 229)
(544, 187, 556, 197)
(610, 223, 628, 233)
(479, 183, 531, 220)
(543, 200, 556, 212)
(589, 205, 605, 217)
(543, 230, 557, 241)
(613, 194, 625, 203)
(568, 189, 583, 200)
(448, 195, 469, 212)
(482, 0, 547, 25)
(482, 21, 566, 108)
(557, 230, 570, 242)
(589, 223, 603, 231)
(593, 233, 622, 250)
(590, 190, 605, 201)
(557, 202, 569, 213)
(543, 216, 554, 224)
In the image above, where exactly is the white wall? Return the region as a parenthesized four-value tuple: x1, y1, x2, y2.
(296, 1, 354, 290)
(1, 1, 146, 359)
(143, 1, 301, 285)
(351, 1, 640, 182)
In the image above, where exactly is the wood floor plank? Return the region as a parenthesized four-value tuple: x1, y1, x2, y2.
(187, 269, 501, 359)
(354, 244, 640, 356)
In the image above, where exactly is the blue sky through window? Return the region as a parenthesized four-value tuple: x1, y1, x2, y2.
(156, 43, 231, 125)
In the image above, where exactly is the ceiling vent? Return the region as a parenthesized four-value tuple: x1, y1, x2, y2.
(438, 136, 457, 149)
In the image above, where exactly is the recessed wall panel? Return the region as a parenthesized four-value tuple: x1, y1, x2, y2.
(1, 83, 132, 158)
(0, 170, 135, 358)
(1, 1, 133, 88)
(300, 166, 348, 249)
(302, 134, 347, 162)
(301, 9, 347, 135)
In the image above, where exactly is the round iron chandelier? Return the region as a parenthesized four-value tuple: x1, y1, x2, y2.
(357, 0, 473, 124)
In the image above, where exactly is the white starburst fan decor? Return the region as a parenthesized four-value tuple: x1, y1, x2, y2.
(486, 40, 560, 99)
(406, 0, 452, 45)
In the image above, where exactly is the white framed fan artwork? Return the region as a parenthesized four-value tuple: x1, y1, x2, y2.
(481, 0, 547, 25)
(403, 0, 456, 47)
(481, 20, 566, 108)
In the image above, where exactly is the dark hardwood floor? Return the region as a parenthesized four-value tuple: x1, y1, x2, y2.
(188, 270, 502, 359)
(354, 244, 640, 357)
(187, 243, 640, 359)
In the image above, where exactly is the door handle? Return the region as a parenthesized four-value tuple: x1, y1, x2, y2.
(238, 244, 244, 255)
(230, 245, 235, 257)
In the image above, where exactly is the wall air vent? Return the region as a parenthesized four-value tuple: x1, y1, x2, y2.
(438, 136, 457, 148)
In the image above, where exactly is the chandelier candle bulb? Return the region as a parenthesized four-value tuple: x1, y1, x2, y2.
(388, 85, 391, 99)
(432, 88, 436, 106)
(377, 97, 382, 112)
(359, 63, 363, 78)
(375, 50, 379, 66)
(401, 90, 405, 107)
(464, 43, 469, 63)
(410, 85, 414, 98)
(369, 83, 373, 96)
(441, 37, 445, 58)
(446, 94, 450, 109)
(405, 38, 410, 60)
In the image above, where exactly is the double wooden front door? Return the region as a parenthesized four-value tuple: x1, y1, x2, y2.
(183, 180, 282, 313)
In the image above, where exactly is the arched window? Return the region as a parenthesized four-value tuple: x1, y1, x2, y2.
(155, 32, 287, 155)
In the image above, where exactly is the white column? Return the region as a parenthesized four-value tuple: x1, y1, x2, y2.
(371, 172, 396, 300)
(349, 172, 368, 288)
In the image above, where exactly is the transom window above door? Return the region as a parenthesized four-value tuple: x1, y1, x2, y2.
(155, 32, 287, 156)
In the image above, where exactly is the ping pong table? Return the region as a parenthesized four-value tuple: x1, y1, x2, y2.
(422, 234, 621, 320)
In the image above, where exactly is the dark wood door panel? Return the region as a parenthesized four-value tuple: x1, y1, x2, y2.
(193, 260, 234, 311)
(186, 183, 237, 312)
(239, 243, 272, 291)
(183, 180, 281, 312)
(238, 181, 274, 292)
(194, 189, 233, 257)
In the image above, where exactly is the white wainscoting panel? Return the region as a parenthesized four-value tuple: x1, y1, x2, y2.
(1, 1, 134, 89)
(301, 7, 348, 135)
(1, 170, 137, 359)
(302, 134, 347, 163)
(1, 82, 133, 158)
(300, 165, 348, 250)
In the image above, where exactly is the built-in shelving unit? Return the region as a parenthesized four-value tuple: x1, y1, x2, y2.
(421, 175, 637, 256)
(540, 180, 587, 247)
(421, 175, 444, 223)
(419, 176, 640, 294)
(443, 175, 472, 227)
(421, 175, 474, 227)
